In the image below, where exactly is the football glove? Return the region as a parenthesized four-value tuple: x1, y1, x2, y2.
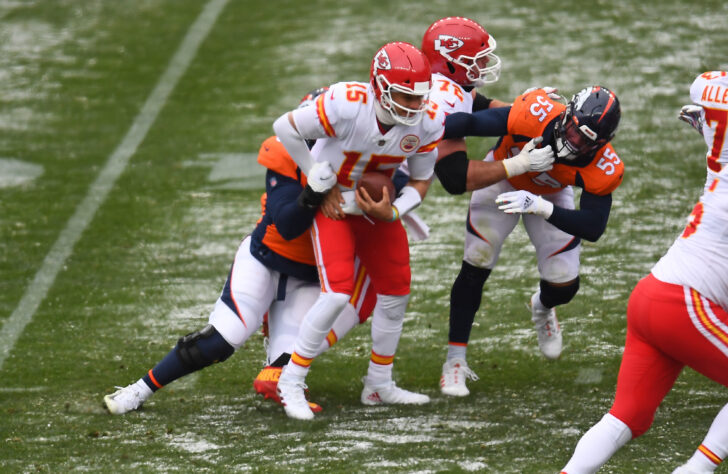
(496, 190, 554, 218)
(307, 161, 337, 193)
(522, 86, 562, 101)
(678, 104, 704, 136)
(502, 137, 554, 177)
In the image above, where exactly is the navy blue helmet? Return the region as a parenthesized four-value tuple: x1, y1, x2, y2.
(554, 85, 620, 161)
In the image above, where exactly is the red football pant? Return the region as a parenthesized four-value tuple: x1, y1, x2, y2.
(610, 273, 728, 437)
(311, 212, 410, 296)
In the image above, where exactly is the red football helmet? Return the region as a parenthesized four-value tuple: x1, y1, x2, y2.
(421, 16, 501, 88)
(370, 42, 432, 126)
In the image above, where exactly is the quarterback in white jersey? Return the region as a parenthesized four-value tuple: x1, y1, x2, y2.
(272, 42, 444, 420)
(562, 72, 728, 474)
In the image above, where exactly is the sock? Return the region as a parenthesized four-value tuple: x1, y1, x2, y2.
(365, 355, 394, 386)
(143, 348, 186, 391)
(683, 403, 728, 471)
(448, 261, 490, 344)
(293, 292, 350, 359)
(561, 413, 632, 473)
(446, 343, 467, 362)
(532, 290, 549, 312)
(366, 294, 408, 385)
(131, 379, 153, 401)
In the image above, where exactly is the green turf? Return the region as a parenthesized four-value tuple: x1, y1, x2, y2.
(1, 0, 727, 472)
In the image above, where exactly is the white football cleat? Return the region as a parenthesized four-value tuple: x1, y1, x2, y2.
(530, 292, 563, 360)
(104, 382, 152, 415)
(276, 377, 314, 420)
(361, 378, 430, 406)
(440, 358, 479, 397)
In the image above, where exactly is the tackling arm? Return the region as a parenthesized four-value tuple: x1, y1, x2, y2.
(547, 191, 612, 242)
(264, 169, 317, 240)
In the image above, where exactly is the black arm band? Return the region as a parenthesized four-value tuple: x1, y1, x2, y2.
(473, 92, 493, 112)
(434, 150, 469, 195)
(297, 184, 327, 209)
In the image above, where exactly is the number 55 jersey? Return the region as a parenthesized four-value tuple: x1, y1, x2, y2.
(496, 89, 623, 197)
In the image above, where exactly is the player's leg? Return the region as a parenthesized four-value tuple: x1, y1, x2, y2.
(524, 187, 580, 359)
(650, 282, 728, 473)
(674, 403, 728, 473)
(316, 256, 375, 354)
(253, 275, 323, 411)
(354, 217, 426, 405)
(562, 275, 682, 472)
(277, 214, 356, 420)
(104, 236, 275, 414)
(443, 179, 517, 396)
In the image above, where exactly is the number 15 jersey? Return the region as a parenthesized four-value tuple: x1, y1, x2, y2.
(290, 81, 444, 190)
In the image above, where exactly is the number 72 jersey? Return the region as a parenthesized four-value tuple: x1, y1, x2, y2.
(494, 89, 624, 197)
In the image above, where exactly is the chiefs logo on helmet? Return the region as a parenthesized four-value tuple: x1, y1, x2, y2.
(434, 35, 464, 54)
(374, 49, 391, 71)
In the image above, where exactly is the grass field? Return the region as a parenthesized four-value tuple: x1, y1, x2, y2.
(1, 0, 727, 472)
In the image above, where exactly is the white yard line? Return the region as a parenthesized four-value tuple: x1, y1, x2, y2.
(0, 0, 229, 370)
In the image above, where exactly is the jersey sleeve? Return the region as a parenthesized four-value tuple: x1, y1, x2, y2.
(257, 136, 305, 183)
(507, 90, 565, 137)
(579, 144, 624, 195)
(291, 82, 359, 141)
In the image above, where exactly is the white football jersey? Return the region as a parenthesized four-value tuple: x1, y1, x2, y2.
(429, 72, 475, 116)
(651, 165, 728, 310)
(291, 81, 444, 190)
(689, 71, 728, 183)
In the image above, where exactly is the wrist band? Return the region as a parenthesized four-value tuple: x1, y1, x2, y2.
(389, 206, 400, 222)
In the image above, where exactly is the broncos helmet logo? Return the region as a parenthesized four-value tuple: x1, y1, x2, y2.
(434, 34, 464, 54)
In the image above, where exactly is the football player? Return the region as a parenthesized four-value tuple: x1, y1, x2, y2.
(561, 71, 728, 474)
(271, 42, 447, 420)
(438, 85, 622, 395)
(419, 16, 556, 396)
(103, 88, 367, 415)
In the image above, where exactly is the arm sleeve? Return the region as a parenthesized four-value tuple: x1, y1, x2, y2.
(265, 169, 317, 240)
(546, 191, 612, 242)
(444, 106, 511, 139)
(472, 92, 493, 112)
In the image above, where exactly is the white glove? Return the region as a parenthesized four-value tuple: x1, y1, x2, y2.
(502, 137, 554, 177)
(495, 190, 554, 218)
(340, 190, 363, 215)
(307, 161, 337, 193)
(678, 104, 704, 136)
(522, 86, 562, 101)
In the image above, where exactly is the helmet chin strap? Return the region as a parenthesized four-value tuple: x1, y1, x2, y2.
(373, 99, 396, 125)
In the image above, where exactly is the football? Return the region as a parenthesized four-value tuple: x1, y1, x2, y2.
(356, 171, 396, 202)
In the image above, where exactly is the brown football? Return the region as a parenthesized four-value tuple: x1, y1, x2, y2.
(356, 171, 396, 202)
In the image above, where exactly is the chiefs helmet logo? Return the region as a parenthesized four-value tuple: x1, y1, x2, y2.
(434, 34, 463, 54)
(374, 49, 391, 71)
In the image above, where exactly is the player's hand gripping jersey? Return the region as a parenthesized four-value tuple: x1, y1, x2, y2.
(291, 81, 444, 187)
(687, 71, 728, 181)
(494, 90, 623, 197)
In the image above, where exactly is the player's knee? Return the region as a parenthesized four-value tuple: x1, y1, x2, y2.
(539, 277, 580, 307)
(377, 294, 410, 321)
(455, 260, 491, 289)
(176, 324, 235, 371)
(609, 407, 652, 439)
